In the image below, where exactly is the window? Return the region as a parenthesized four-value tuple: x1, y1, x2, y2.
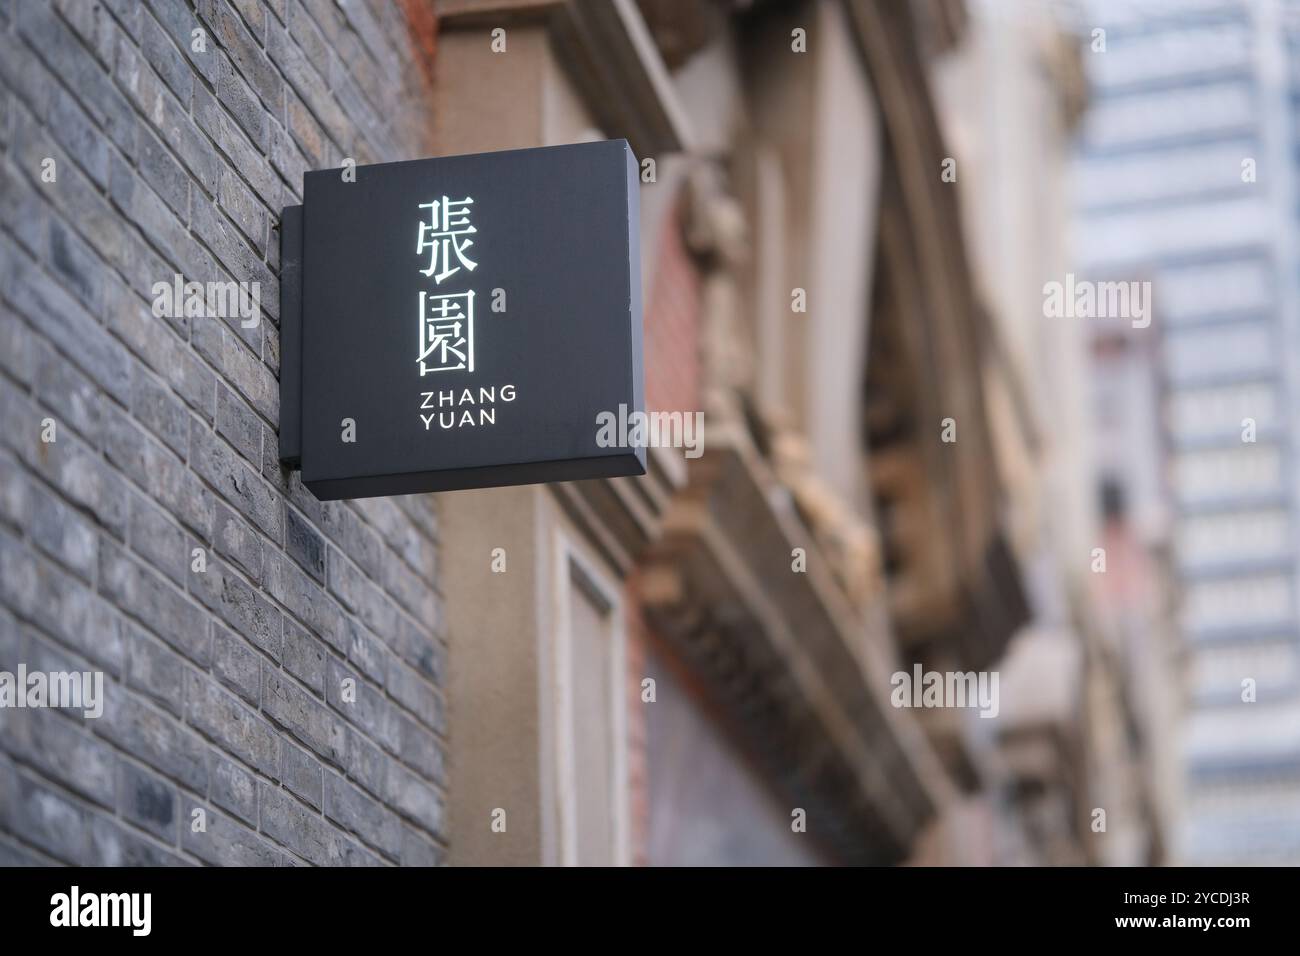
(551, 535, 630, 866)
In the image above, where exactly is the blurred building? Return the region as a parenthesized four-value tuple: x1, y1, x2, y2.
(0, 0, 1172, 867)
(439, 0, 1169, 865)
(933, 0, 1176, 866)
(1071, 0, 1300, 864)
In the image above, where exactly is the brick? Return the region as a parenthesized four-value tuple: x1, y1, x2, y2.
(183, 669, 279, 777)
(218, 163, 268, 252)
(129, 492, 188, 585)
(324, 504, 383, 581)
(230, 0, 268, 39)
(136, 124, 191, 219)
(13, 774, 89, 862)
(209, 754, 258, 825)
(386, 763, 445, 840)
(212, 500, 265, 581)
(97, 682, 209, 792)
(46, 217, 104, 314)
(212, 624, 261, 705)
(333, 69, 388, 159)
(199, 0, 283, 114)
(392, 494, 439, 537)
(388, 657, 441, 734)
(132, 363, 190, 457)
(26, 473, 99, 583)
(262, 667, 346, 766)
(33, 337, 105, 446)
(385, 548, 437, 622)
(286, 89, 329, 167)
(289, 1, 333, 79)
(269, 119, 309, 200)
(399, 713, 447, 787)
(191, 419, 283, 542)
(5, 244, 131, 404)
(45, 83, 109, 188)
(104, 407, 213, 538)
(182, 806, 294, 866)
(1, 0, 447, 867)
(260, 782, 378, 866)
(89, 815, 187, 866)
(216, 381, 263, 464)
(324, 773, 401, 860)
(0, 29, 51, 126)
(285, 506, 324, 581)
(356, 496, 435, 575)
(0, 841, 49, 866)
(326, 659, 399, 753)
(104, 279, 216, 422)
(106, 157, 208, 318)
(0, 308, 33, 387)
(126, 628, 185, 716)
(130, 66, 220, 198)
(144, 0, 216, 86)
(267, 23, 350, 154)
(17, 2, 137, 158)
(189, 556, 281, 659)
(401, 825, 444, 867)
(0, 452, 27, 534)
(193, 311, 265, 405)
(216, 52, 266, 149)
(0, 533, 126, 676)
(6, 112, 104, 266)
(328, 551, 396, 637)
(102, 0, 142, 38)
(0, 751, 17, 833)
(282, 618, 325, 693)
(119, 758, 177, 840)
(345, 619, 387, 687)
(279, 738, 323, 810)
(140, 8, 195, 105)
(344, 726, 386, 802)
(3, 706, 116, 808)
(6, 407, 128, 542)
(266, 551, 344, 654)
(53, 0, 117, 67)
(100, 540, 210, 665)
(194, 85, 280, 209)
(335, 0, 395, 80)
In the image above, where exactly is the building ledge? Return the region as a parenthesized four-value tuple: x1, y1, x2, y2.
(638, 423, 955, 863)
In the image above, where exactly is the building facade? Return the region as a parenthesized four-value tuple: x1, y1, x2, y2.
(1073, 0, 1300, 864)
(2, 0, 1164, 866)
(1, 0, 448, 866)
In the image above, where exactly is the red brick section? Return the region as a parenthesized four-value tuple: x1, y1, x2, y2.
(642, 202, 702, 415)
(625, 202, 703, 864)
(399, 0, 439, 88)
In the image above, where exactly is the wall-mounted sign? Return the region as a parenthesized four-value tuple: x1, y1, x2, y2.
(279, 140, 645, 500)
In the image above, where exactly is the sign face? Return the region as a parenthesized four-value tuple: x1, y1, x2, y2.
(281, 140, 645, 500)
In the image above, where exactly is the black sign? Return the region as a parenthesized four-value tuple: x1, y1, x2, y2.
(279, 140, 645, 500)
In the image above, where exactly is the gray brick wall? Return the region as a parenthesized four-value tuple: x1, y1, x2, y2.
(0, 0, 447, 866)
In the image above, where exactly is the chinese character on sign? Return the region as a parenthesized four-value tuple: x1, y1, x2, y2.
(416, 196, 477, 284)
(418, 289, 475, 374)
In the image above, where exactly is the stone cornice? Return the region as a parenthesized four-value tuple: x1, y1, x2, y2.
(437, 0, 693, 158)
